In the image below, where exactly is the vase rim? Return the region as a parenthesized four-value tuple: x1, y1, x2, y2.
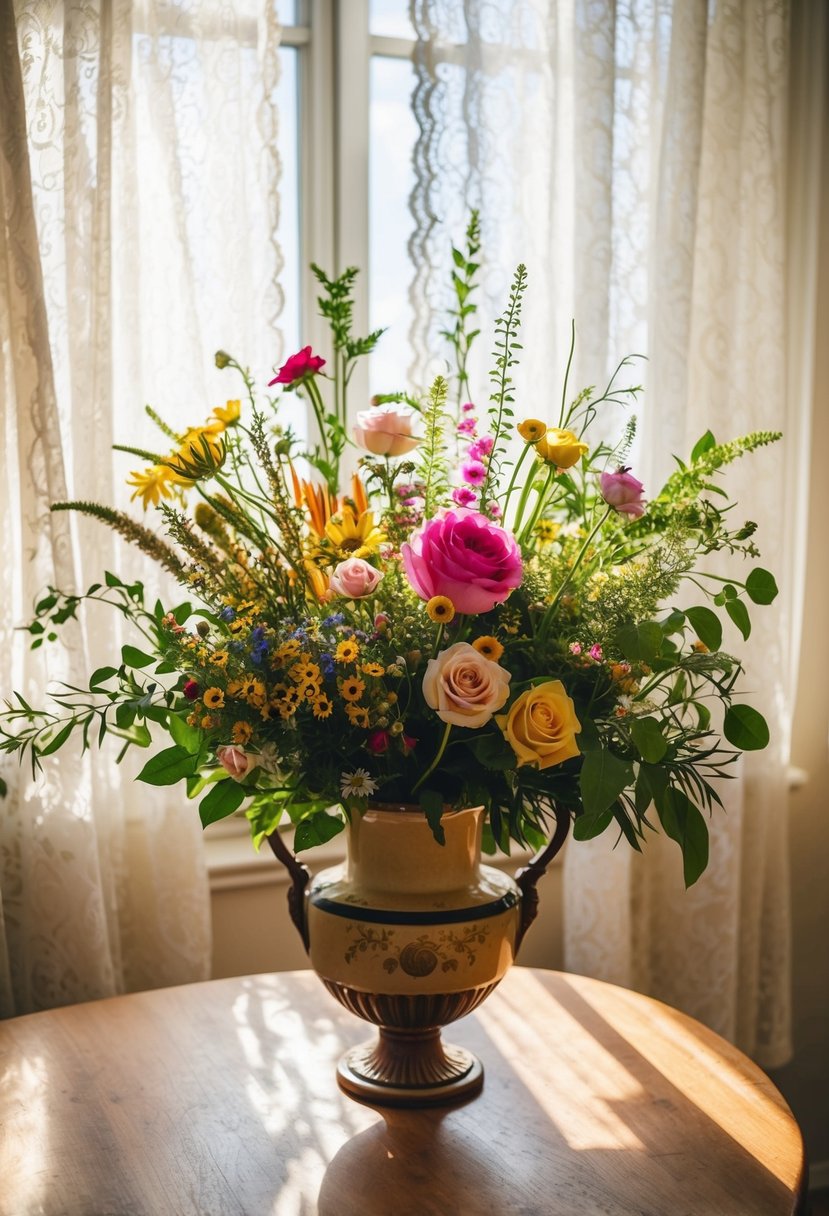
(365, 801, 484, 818)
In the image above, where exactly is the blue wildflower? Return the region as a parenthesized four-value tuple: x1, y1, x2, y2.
(322, 613, 345, 627)
(219, 607, 236, 622)
(320, 653, 335, 680)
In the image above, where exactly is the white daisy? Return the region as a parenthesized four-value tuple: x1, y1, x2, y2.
(340, 768, 378, 799)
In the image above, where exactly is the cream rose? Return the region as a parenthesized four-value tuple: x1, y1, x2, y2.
(329, 557, 384, 599)
(422, 641, 511, 729)
(496, 680, 581, 768)
(216, 744, 259, 781)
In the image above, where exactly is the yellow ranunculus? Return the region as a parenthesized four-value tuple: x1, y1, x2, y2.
(496, 680, 581, 769)
(517, 418, 547, 443)
(535, 428, 589, 469)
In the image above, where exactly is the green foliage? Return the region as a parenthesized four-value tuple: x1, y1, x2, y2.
(414, 375, 450, 517)
(440, 211, 482, 410)
(480, 263, 528, 502)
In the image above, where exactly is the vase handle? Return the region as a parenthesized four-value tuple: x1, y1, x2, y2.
(513, 802, 571, 957)
(265, 829, 311, 952)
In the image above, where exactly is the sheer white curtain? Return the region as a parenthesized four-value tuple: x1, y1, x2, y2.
(409, 0, 810, 1066)
(0, 0, 284, 1015)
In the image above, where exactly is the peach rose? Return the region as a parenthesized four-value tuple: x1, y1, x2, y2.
(329, 557, 384, 599)
(216, 745, 259, 781)
(354, 403, 420, 457)
(496, 680, 581, 769)
(422, 642, 511, 729)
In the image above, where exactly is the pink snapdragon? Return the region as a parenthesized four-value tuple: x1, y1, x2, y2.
(268, 346, 325, 386)
(600, 468, 646, 519)
(401, 508, 522, 614)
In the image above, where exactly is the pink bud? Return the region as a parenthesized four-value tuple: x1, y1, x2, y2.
(367, 729, 391, 755)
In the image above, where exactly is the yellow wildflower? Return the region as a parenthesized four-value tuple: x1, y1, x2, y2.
(535, 519, 560, 545)
(345, 704, 370, 728)
(210, 650, 229, 669)
(361, 662, 385, 678)
(325, 507, 385, 559)
(203, 687, 225, 710)
(200, 714, 219, 730)
(426, 596, 455, 624)
(472, 636, 504, 663)
(212, 399, 241, 427)
(312, 694, 334, 719)
(335, 639, 360, 664)
(126, 465, 179, 510)
(340, 677, 366, 703)
(692, 640, 709, 654)
(231, 721, 253, 745)
(274, 639, 301, 665)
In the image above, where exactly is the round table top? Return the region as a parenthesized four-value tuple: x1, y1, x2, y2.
(0, 967, 805, 1216)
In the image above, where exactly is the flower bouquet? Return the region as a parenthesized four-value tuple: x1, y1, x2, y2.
(1, 219, 778, 894)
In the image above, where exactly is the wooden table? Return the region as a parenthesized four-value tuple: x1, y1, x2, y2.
(0, 968, 805, 1215)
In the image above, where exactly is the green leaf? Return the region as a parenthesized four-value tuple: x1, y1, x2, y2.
(89, 666, 118, 690)
(115, 703, 136, 730)
(723, 704, 770, 751)
(168, 713, 202, 754)
(172, 602, 193, 625)
(690, 430, 716, 462)
(39, 720, 74, 757)
(0, 777, 7, 798)
(576, 715, 602, 752)
(579, 748, 634, 817)
(294, 810, 345, 852)
(745, 567, 778, 605)
(199, 778, 246, 828)
(572, 806, 615, 841)
(468, 733, 515, 769)
(630, 717, 668, 764)
(616, 621, 663, 664)
(635, 763, 669, 816)
(661, 609, 686, 636)
(121, 644, 156, 669)
(420, 788, 446, 846)
(685, 606, 722, 652)
(658, 787, 709, 887)
(725, 598, 751, 641)
(137, 745, 198, 786)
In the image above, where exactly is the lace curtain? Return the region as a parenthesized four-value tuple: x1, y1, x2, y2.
(410, 0, 801, 1067)
(0, 0, 283, 1015)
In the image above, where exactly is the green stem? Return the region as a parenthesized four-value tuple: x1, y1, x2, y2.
(304, 377, 331, 461)
(512, 457, 540, 536)
(518, 467, 557, 546)
(412, 721, 452, 794)
(539, 506, 613, 639)
(430, 621, 445, 659)
(501, 443, 532, 523)
(558, 321, 575, 428)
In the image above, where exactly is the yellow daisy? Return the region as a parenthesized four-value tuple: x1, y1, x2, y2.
(210, 650, 229, 669)
(203, 687, 226, 710)
(472, 636, 504, 663)
(312, 694, 334, 720)
(335, 639, 360, 664)
(426, 596, 455, 623)
(325, 507, 385, 559)
(231, 721, 253, 745)
(345, 704, 370, 729)
(340, 677, 366, 703)
(361, 662, 385, 677)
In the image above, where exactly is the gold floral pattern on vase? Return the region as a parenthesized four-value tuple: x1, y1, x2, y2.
(343, 924, 491, 975)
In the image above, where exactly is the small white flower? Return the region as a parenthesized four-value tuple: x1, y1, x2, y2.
(340, 768, 378, 799)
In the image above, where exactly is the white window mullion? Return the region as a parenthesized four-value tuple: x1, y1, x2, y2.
(300, 0, 336, 357)
(334, 0, 370, 432)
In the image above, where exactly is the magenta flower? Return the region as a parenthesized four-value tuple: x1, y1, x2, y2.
(457, 417, 477, 435)
(268, 346, 325, 386)
(462, 401, 476, 413)
(600, 468, 646, 519)
(452, 486, 478, 508)
(461, 459, 487, 486)
(589, 644, 603, 661)
(469, 435, 493, 460)
(486, 500, 502, 519)
(401, 509, 523, 614)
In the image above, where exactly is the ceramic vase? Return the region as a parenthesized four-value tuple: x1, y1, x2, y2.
(267, 802, 567, 1107)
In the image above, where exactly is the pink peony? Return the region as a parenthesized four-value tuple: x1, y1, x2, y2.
(268, 346, 325, 386)
(422, 641, 512, 728)
(353, 403, 420, 457)
(401, 509, 523, 615)
(329, 557, 384, 599)
(216, 745, 259, 781)
(599, 469, 646, 519)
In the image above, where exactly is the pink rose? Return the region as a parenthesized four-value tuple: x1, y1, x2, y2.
(329, 557, 384, 599)
(422, 642, 511, 728)
(599, 469, 646, 519)
(401, 509, 523, 615)
(268, 346, 325, 386)
(353, 403, 420, 457)
(216, 745, 259, 781)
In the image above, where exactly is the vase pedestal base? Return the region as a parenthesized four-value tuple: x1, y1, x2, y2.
(336, 1026, 484, 1108)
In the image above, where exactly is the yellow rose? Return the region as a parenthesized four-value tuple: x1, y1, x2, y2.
(496, 680, 581, 769)
(535, 428, 589, 468)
